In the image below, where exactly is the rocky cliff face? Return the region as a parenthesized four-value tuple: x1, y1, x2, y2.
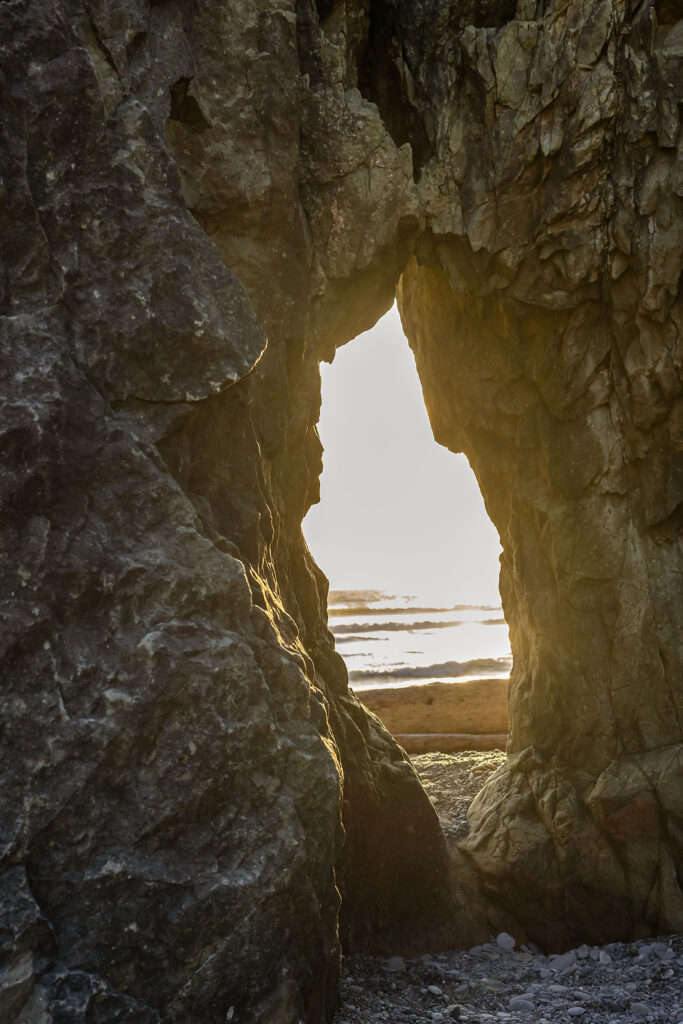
(1, 1, 681, 1023)
(395, 0, 683, 948)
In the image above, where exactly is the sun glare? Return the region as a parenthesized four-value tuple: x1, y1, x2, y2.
(304, 304, 502, 608)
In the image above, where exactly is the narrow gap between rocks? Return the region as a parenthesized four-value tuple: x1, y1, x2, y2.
(303, 302, 511, 760)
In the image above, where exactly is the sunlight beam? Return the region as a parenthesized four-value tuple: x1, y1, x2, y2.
(304, 304, 502, 607)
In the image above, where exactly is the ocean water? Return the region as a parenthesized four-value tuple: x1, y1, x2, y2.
(329, 590, 512, 691)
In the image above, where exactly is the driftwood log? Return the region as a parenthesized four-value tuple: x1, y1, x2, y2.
(396, 733, 508, 754)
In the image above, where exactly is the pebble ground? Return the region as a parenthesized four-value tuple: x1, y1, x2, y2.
(333, 752, 683, 1024)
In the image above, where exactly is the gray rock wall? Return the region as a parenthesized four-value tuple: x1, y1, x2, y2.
(1, 0, 681, 1022)
(1, 2, 462, 1022)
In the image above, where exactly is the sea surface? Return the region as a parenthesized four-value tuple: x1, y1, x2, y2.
(329, 590, 512, 691)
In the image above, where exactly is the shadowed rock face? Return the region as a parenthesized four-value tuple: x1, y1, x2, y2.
(0, 2, 462, 1022)
(0, 1, 681, 1023)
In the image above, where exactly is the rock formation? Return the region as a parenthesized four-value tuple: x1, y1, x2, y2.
(1, 1, 681, 1023)
(394, 0, 683, 950)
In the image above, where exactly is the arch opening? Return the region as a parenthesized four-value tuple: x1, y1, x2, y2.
(304, 303, 510, 755)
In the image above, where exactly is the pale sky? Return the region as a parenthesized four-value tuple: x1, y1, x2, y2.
(303, 304, 503, 606)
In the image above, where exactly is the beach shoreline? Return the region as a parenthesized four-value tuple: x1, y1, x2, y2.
(356, 676, 509, 753)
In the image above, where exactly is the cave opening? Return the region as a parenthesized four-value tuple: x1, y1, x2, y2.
(304, 303, 511, 747)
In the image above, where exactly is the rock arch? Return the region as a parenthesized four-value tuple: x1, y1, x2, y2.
(1, 0, 680, 1022)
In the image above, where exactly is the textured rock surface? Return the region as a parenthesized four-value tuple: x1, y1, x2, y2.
(1, 0, 681, 1022)
(394, 0, 683, 950)
(0, 2, 460, 1023)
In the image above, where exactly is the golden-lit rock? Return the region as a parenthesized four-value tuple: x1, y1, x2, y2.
(396, 0, 683, 948)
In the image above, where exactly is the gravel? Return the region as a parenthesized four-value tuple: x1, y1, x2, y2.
(334, 938, 683, 1024)
(410, 751, 506, 844)
(333, 752, 683, 1024)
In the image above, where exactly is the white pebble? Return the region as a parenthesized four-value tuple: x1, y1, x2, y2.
(509, 996, 534, 1013)
(496, 932, 516, 952)
(550, 950, 577, 972)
